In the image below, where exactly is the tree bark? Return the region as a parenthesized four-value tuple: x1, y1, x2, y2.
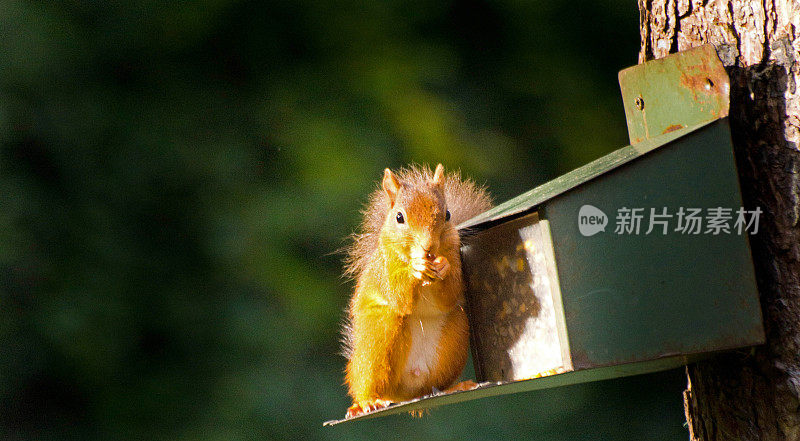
(639, 1, 800, 440)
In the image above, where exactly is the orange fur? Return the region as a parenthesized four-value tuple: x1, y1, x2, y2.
(342, 164, 492, 417)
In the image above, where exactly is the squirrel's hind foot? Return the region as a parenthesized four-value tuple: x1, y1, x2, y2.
(443, 380, 479, 393)
(346, 399, 393, 418)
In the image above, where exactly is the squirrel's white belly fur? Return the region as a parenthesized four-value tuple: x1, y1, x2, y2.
(399, 288, 447, 395)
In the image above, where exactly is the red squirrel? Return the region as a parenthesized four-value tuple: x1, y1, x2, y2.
(341, 164, 492, 417)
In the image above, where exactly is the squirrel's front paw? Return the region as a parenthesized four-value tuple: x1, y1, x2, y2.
(411, 255, 449, 285)
(430, 256, 450, 280)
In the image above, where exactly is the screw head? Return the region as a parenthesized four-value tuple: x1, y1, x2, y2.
(635, 96, 645, 111)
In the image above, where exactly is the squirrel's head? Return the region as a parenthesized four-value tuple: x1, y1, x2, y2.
(380, 164, 454, 261)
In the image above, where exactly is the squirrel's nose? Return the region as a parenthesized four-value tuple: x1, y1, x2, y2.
(418, 236, 437, 257)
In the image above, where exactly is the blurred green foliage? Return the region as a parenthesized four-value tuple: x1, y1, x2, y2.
(0, 1, 688, 440)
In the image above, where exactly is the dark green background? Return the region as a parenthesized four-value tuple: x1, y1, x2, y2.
(0, 1, 688, 440)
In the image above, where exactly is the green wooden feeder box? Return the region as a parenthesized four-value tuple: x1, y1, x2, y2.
(325, 45, 764, 425)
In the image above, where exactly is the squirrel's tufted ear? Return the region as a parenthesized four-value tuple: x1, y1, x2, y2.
(432, 164, 444, 186)
(382, 168, 401, 206)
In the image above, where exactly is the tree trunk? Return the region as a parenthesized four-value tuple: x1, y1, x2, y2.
(638, 1, 800, 440)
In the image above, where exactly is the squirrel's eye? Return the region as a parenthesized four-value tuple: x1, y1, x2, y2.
(396, 212, 405, 224)
(445, 210, 451, 221)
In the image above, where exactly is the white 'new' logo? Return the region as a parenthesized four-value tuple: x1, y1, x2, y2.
(578, 205, 608, 236)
